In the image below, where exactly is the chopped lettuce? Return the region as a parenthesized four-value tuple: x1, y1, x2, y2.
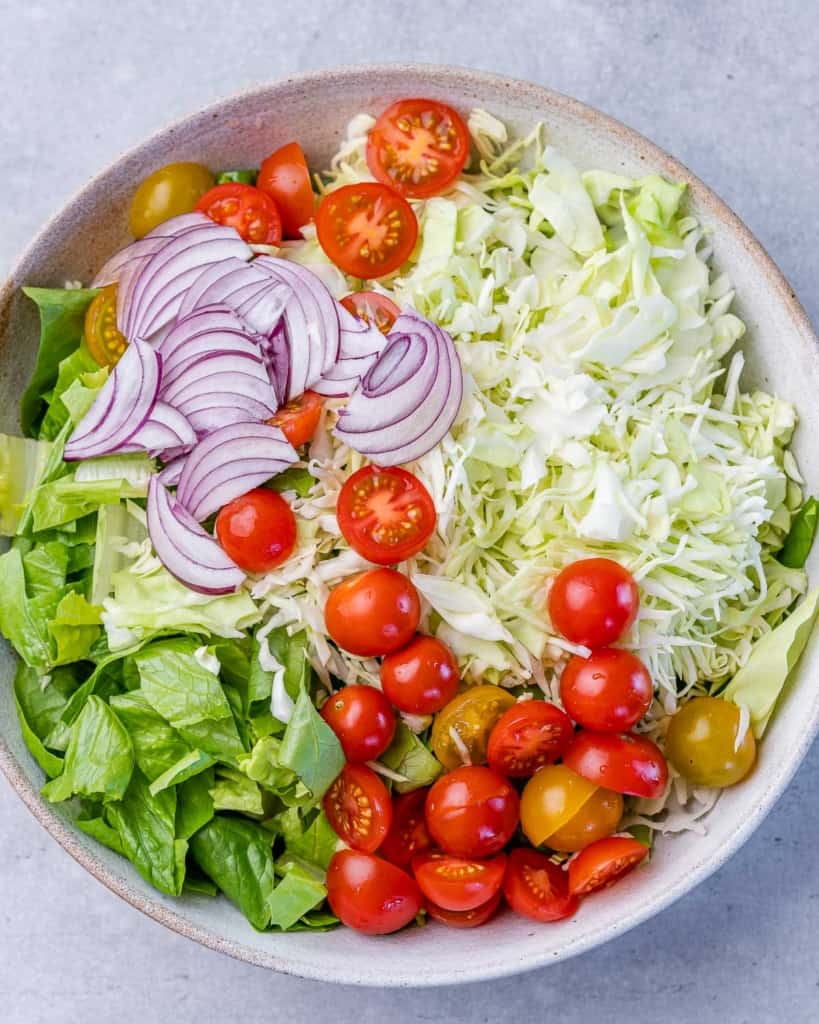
(380, 722, 443, 793)
(0, 434, 52, 535)
(779, 498, 818, 569)
(279, 687, 344, 801)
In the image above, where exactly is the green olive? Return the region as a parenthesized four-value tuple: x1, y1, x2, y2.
(666, 696, 756, 788)
(128, 162, 215, 238)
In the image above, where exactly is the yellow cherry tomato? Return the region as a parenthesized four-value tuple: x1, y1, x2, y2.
(520, 763, 624, 852)
(431, 685, 516, 771)
(666, 696, 757, 788)
(84, 284, 127, 367)
(129, 162, 215, 238)
(545, 787, 624, 852)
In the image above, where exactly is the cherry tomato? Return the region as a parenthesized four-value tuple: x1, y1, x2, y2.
(425, 890, 502, 929)
(129, 161, 215, 238)
(560, 648, 653, 733)
(564, 730, 668, 800)
(214, 488, 296, 574)
(337, 466, 436, 566)
(665, 696, 756, 787)
(503, 848, 579, 923)
(381, 635, 459, 715)
(323, 763, 392, 853)
(366, 98, 470, 199)
(486, 701, 574, 778)
(326, 850, 422, 935)
(568, 836, 649, 897)
(320, 684, 396, 762)
(425, 766, 519, 859)
(195, 182, 282, 244)
(84, 283, 127, 367)
(379, 789, 432, 868)
(269, 390, 322, 448)
(257, 142, 314, 238)
(520, 764, 623, 852)
(340, 291, 401, 334)
(412, 850, 506, 912)
(324, 568, 420, 657)
(548, 558, 639, 648)
(316, 183, 417, 279)
(430, 685, 516, 771)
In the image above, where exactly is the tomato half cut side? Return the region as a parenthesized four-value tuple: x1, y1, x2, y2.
(380, 789, 433, 868)
(323, 763, 392, 853)
(257, 142, 314, 238)
(327, 850, 422, 934)
(487, 701, 575, 778)
(568, 836, 649, 897)
(412, 850, 506, 912)
(425, 890, 502, 929)
(195, 182, 282, 244)
(84, 283, 128, 367)
(564, 730, 669, 800)
(269, 390, 322, 448)
(503, 848, 579, 923)
(215, 488, 296, 573)
(316, 183, 417, 279)
(366, 98, 470, 198)
(340, 291, 401, 334)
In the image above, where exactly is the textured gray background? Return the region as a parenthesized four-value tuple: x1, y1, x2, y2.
(2, 1, 818, 1021)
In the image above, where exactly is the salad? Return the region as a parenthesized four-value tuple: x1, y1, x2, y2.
(2, 96, 818, 936)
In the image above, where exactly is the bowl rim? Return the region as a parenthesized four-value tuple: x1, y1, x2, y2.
(1, 60, 818, 986)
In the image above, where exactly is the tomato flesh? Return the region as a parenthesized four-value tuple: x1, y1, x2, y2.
(316, 183, 417, 279)
(568, 836, 649, 897)
(366, 98, 470, 199)
(337, 466, 436, 566)
(560, 648, 653, 733)
(257, 142, 314, 238)
(326, 850, 422, 934)
(425, 890, 501, 929)
(665, 696, 756, 787)
(430, 685, 516, 771)
(548, 558, 639, 648)
(486, 701, 574, 778)
(425, 766, 519, 859)
(215, 488, 296, 573)
(503, 848, 579, 923)
(564, 730, 668, 800)
(323, 763, 392, 853)
(381, 635, 459, 715)
(269, 390, 322, 448)
(324, 568, 421, 657)
(380, 789, 433, 868)
(84, 283, 127, 367)
(319, 684, 396, 762)
(340, 291, 400, 334)
(412, 850, 506, 912)
(195, 182, 282, 244)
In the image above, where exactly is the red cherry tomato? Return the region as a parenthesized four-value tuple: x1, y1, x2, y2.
(568, 836, 649, 897)
(257, 142, 314, 238)
(548, 558, 639, 648)
(323, 763, 392, 853)
(412, 850, 506, 912)
(425, 766, 519, 859)
(214, 488, 296, 573)
(326, 850, 422, 934)
(564, 730, 668, 799)
(340, 291, 401, 334)
(560, 648, 653, 732)
(269, 390, 322, 449)
(381, 635, 459, 715)
(195, 182, 282, 244)
(316, 183, 417, 279)
(324, 568, 421, 657)
(486, 701, 574, 778)
(337, 466, 436, 566)
(379, 789, 433, 868)
(503, 848, 579, 923)
(366, 98, 470, 199)
(320, 684, 396, 762)
(425, 890, 502, 929)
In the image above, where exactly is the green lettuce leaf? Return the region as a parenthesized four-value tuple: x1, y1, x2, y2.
(109, 690, 193, 781)
(39, 348, 106, 441)
(209, 766, 265, 816)
(267, 864, 327, 930)
(176, 771, 215, 841)
(380, 722, 443, 793)
(0, 547, 53, 671)
(90, 500, 146, 605)
(239, 736, 298, 792)
(30, 474, 146, 532)
(779, 497, 818, 569)
(267, 467, 316, 498)
(148, 749, 214, 797)
(48, 591, 103, 665)
(0, 434, 52, 535)
(284, 809, 338, 872)
(77, 814, 126, 855)
(279, 687, 344, 801)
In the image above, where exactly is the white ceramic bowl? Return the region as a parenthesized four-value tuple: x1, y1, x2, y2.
(1, 63, 818, 987)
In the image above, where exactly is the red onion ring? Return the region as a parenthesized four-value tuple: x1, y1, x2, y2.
(92, 213, 208, 288)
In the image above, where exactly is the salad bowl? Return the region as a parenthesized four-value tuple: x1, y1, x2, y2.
(1, 62, 818, 986)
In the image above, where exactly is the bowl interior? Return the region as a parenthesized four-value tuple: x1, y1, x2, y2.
(1, 64, 818, 986)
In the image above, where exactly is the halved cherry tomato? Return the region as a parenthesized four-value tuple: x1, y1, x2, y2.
(320, 684, 396, 762)
(316, 183, 417, 279)
(326, 850, 422, 934)
(486, 701, 574, 778)
(560, 648, 653, 733)
(323, 763, 392, 853)
(548, 558, 639, 648)
(340, 291, 401, 334)
(381, 635, 459, 715)
(564, 730, 668, 799)
(503, 848, 579, 923)
(519, 764, 623, 852)
(269, 390, 322, 448)
(214, 488, 296, 573)
(379, 789, 432, 868)
(545, 788, 624, 853)
(430, 685, 516, 771)
(195, 182, 282, 244)
(425, 890, 502, 929)
(337, 466, 436, 566)
(324, 568, 420, 657)
(257, 142, 314, 238)
(412, 850, 506, 912)
(366, 98, 470, 199)
(425, 766, 519, 859)
(84, 283, 127, 367)
(568, 836, 649, 897)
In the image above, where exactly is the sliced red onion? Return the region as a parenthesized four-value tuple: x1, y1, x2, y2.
(334, 311, 463, 466)
(176, 422, 297, 521)
(159, 311, 264, 390)
(147, 476, 245, 595)
(312, 302, 388, 397)
(185, 404, 273, 436)
(175, 258, 290, 335)
(92, 213, 208, 287)
(261, 321, 289, 406)
(125, 402, 197, 455)
(157, 457, 185, 488)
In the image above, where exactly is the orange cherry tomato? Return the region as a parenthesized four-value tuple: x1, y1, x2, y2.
(425, 766, 519, 859)
(560, 648, 653, 733)
(316, 183, 417, 279)
(324, 568, 421, 657)
(326, 850, 422, 934)
(486, 701, 574, 778)
(379, 789, 433, 869)
(568, 836, 649, 897)
(257, 142, 314, 238)
(84, 284, 128, 367)
(319, 684, 396, 762)
(412, 850, 506, 912)
(564, 730, 668, 800)
(381, 635, 459, 715)
(195, 182, 282, 244)
(214, 488, 296, 573)
(519, 764, 624, 852)
(366, 98, 470, 199)
(425, 890, 502, 929)
(269, 390, 322, 448)
(548, 558, 639, 648)
(503, 848, 578, 923)
(323, 763, 392, 853)
(340, 291, 400, 334)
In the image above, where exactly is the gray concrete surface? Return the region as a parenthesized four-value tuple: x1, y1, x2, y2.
(2, 1, 819, 1021)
